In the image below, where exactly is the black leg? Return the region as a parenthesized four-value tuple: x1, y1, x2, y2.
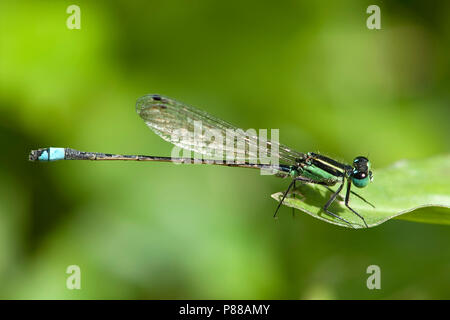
(275, 177, 359, 228)
(350, 190, 376, 208)
(323, 179, 354, 228)
(274, 180, 296, 218)
(294, 177, 354, 228)
(345, 180, 368, 228)
(274, 178, 315, 219)
(292, 180, 296, 218)
(323, 185, 344, 201)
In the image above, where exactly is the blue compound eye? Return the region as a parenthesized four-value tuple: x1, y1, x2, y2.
(352, 171, 370, 188)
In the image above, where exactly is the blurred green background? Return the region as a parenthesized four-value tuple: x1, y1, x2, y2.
(0, 0, 449, 299)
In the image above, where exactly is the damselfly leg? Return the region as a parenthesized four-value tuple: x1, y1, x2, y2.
(323, 179, 355, 228)
(273, 180, 296, 219)
(345, 180, 368, 228)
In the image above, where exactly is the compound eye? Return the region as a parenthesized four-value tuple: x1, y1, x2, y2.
(354, 171, 367, 180)
(354, 156, 371, 172)
(352, 171, 370, 188)
(353, 156, 368, 164)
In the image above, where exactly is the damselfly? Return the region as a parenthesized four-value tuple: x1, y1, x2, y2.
(29, 94, 374, 228)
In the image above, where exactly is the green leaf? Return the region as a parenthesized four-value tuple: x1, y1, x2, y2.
(271, 154, 450, 229)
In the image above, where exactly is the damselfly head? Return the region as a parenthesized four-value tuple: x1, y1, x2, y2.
(351, 156, 372, 188)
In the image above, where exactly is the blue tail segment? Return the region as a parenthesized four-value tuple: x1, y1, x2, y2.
(30, 147, 65, 161)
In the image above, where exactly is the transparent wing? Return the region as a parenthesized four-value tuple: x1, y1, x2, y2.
(136, 94, 304, 166)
